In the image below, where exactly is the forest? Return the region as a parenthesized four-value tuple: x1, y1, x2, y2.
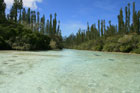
(0, 0, 63, 50)
(64, 2, 140, 54)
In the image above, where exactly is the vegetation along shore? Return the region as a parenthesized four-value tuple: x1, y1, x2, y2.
(0, 0, 63, 51)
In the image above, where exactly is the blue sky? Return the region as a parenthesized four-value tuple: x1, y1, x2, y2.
(5, 0, 140, 36)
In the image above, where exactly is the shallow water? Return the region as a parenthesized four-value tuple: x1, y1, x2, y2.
(0, 49, 140, 93)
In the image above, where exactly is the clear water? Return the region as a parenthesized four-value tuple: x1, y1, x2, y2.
(0, 49, 140, 93)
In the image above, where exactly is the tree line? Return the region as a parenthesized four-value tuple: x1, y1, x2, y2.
(0, 0, 63, 50)
(6, 0, 62, 38)
(65, 2, 140, 54)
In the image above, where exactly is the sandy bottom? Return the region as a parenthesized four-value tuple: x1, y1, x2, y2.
(0, 49, 140, 93)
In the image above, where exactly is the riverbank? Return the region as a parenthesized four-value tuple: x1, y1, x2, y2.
(0, 21, 63, 51)
(65, 34, 140, 54)
(69, 48, 140, 55)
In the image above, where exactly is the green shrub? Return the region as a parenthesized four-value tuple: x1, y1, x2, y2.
(0, 21, 52, 50)
(49, 40, 57, 49)
(132, 48, 140, 54)
(0, 36, 11, 49)
(118, 35, 133, 44)
(94, 45, 103, 51)
(103, 43, 119, 52)
(119, 45, 132, 52)
(137, 43, 140, 48)
(106, 36, 119, 43)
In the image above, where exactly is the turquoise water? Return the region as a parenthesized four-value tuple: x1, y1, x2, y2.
(0, 49, 140, 93)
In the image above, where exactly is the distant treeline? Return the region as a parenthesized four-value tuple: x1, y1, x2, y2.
(0, 0, 63, 50)
(64, 2, 140, 54)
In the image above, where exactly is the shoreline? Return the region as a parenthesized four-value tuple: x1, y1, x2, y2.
(66, 48, 140, 55)
(0, 48, 140, 55)
(0, 49, 63, 52)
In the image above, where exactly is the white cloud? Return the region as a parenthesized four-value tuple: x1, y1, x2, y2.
(5, 0, 42, 9)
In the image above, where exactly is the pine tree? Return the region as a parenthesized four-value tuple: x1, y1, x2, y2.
(46, 20, 50, 35)
(118, 8, 124, 34)
(98, 20, 101, 36)
(37, 12, 40, 24)
(27, 8, 31, 24)
(13, 0, 18, 22)
(10, 6, 15, 21)
(133, 2, 135, 24)
(57, 20, 60, 36)
(138, 11, 140, 34)
(40, 15, 45, 34)
(103, 20, 106, 36)
(90, 24, 94, 39)
(107, 20, 116, 36)
(0, 0, 6, 20)
(125, 6, 128, 33)
(37, 12, 40, 32)
(31, 11, 36, 31)
(81, 31, 85, 42)
(49, 14, 53, 36)
(101, 20, 104, 36)
(76, 29, 82, 44)
(86, 22, 90, 40)
(128, 3, 131, 32)
(133, 2, 138, 33)
(22, 8, 26, 22)
(53, 13, 57, 35)
(109, 20, 111, 26)
(19, 0, 23, 23)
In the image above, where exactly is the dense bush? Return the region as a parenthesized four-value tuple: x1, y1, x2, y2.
(52, 36, 63, 49)
(0, 36, 11, 49)
(49, 40, 57, 49)
(0, 21, 52, 50)
(119, 45, 132, 52)
(94, 45, 103, 51)
(68, 34, 140, 54)
(103, 43, 118, 52)
(132, 48, 140, 54)
(118, 35, 133, 44)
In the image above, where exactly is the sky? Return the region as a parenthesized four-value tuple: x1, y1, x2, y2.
(5, 0, 140, 36)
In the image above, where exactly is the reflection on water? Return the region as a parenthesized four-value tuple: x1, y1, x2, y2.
(0, 49, 140, 93)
